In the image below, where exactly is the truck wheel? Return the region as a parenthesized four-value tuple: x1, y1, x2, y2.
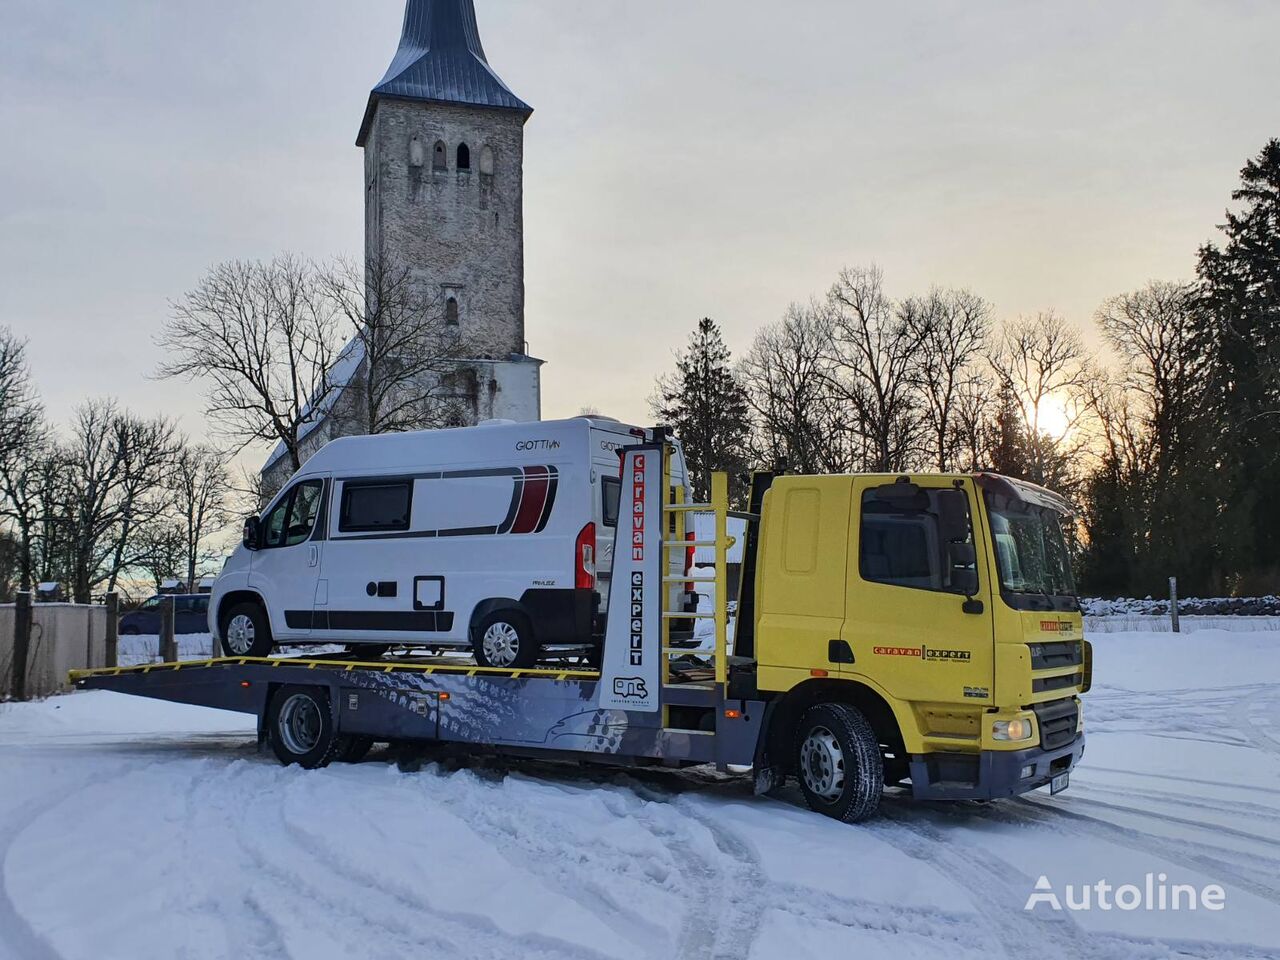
(268, 685, 339, 769)
(221, 601, 273, 658)
(335, 735, 375, 764)
(794, 703, 884, 823)
(473, 611, 538, 669)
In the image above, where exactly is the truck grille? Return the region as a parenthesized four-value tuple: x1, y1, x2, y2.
(1028, 640, 1082, 670)
(1033, 698, 1079, 750)
(1033, 672, 1083, 694)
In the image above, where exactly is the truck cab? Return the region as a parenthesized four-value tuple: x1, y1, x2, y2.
(746, 470, 1087, 811)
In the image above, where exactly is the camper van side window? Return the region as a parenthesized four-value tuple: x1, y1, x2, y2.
(601, 477, 621, 528)
(339, 480, 413, 533)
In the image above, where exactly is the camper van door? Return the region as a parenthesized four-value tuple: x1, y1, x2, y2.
(250, 475, 328, 639)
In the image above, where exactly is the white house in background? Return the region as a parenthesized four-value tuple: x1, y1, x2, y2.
(262, 0, 543, 492)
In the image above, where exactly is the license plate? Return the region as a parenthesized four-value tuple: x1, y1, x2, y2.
(1050, 772, 1070, 795)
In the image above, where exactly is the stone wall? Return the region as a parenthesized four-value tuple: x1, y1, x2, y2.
(1, 603, 107, 700)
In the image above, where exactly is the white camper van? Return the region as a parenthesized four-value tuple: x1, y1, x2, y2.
(210, 418, 691, 668)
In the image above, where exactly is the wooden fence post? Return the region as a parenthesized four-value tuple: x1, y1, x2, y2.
(1169, 577, 1180, 633)
(105, 592, 119, 668)
(12, 591, 32, 701)
(160, 596, 177, 663)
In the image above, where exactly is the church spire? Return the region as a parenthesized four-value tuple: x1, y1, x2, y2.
(356, 0, 532, 146)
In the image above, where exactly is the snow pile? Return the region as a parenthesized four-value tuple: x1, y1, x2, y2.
(2, 628, 1280, 958)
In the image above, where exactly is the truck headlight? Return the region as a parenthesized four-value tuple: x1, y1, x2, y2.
(993, 718, 1033, 741)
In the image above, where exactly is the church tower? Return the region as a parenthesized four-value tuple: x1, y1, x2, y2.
(356, 0, 541, 422)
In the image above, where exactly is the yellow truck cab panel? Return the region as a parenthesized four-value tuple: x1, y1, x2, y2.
(754, 476, 852, 693)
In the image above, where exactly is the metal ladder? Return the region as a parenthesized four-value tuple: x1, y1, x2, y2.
(660, 464, 732, 688)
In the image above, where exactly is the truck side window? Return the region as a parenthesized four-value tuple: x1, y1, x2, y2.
(601, 477, 621, 528)
(339, 480, 412, 533)
(859, 486, 977, 595)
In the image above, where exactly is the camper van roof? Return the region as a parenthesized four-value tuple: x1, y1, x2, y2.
(297, 417, 641, 474)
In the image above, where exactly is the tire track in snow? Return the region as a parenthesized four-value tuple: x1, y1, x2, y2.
(872, 805, 1081, 960)
(0, 760, 150, 960)
(405, 765, 675, 956)
(1010, 797, 1280, 905)
(260, 772, 626, 960)
(874, 804, 1276, 960)
(1234, 688, 1280, 761)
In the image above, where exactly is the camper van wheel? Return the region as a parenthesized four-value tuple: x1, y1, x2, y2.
(268, 685, 339, 769)
(220, 601, 273, 658)
(473, 611, 538, 670)
(794, 703, 884, 823)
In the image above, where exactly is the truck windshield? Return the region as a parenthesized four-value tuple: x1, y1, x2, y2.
(984, 494, 1076, 602)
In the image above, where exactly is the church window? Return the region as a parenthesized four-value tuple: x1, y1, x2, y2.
(445, 297, 459, 326)
(433, 140, 447, 172)
(479, 145, 495, 176)
(457, 143, 471, 170)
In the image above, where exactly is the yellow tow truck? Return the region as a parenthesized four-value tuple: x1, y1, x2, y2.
(72, 437, 1088, 823)
(739, 467, 1088, 820)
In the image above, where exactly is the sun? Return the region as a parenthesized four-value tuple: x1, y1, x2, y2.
(1036, 394, 1072, 439)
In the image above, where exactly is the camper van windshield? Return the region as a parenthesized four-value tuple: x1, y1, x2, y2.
(984, 493, 1076, 601)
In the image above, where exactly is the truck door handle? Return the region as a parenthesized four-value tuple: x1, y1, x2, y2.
(308, 545, 319, 568)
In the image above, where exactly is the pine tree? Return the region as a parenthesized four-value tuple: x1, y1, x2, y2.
(652, 318, 751, 502)
(1197, 139, 1280, 590)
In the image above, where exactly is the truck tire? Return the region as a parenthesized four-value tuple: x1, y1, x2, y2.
(473, 610, 538, 669)
(220, 601, 273, 658)
(794, 703, 884, 823)
(268, 685, 339, 769)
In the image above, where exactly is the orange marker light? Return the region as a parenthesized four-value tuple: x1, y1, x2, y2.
(810, 669, 829, 678)
(438, 692, 451, 701)
(723, 709, 741, 720)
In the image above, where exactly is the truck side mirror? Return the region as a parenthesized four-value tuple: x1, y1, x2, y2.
(242, 516, 261, 551)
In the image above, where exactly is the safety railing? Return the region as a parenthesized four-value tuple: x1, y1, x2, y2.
(660, 467, 732, 687)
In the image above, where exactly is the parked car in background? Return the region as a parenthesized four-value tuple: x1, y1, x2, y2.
(118, 594, 211, 635)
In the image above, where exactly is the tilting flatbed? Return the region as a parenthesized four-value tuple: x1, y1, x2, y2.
(70, 442, 1089, 823)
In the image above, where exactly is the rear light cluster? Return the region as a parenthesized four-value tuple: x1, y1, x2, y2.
(576, 522, 596, 590)
(685, 530, 696, 593)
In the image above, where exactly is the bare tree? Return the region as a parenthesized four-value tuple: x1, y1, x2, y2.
(318, 257, 473, 436)
(902, 288, 992, 471)
(169, 443, 232, 588)
(991, 312, 1092, 489)
(825, 266, 926, 471)
(740, 302, 857, 474)
(157, 256, 341, 474)
(0, 328, 46, 590)
(1094, 281, 1207, 482)
(60, 400, 177, 602)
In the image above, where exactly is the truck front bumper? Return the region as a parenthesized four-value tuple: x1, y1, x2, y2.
(907, 733, 1085, 801)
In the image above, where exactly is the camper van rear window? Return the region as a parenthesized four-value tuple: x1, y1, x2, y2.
(602, 477, 621, 528)
(339, 481, 413, 533)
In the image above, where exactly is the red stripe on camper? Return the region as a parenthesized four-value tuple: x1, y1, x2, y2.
(512, 466, 550, 534)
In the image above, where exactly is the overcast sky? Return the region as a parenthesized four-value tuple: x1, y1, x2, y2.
(2, 0, 1277, 458)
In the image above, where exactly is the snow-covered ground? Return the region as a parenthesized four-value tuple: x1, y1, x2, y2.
(2, 628, 1280, 959)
